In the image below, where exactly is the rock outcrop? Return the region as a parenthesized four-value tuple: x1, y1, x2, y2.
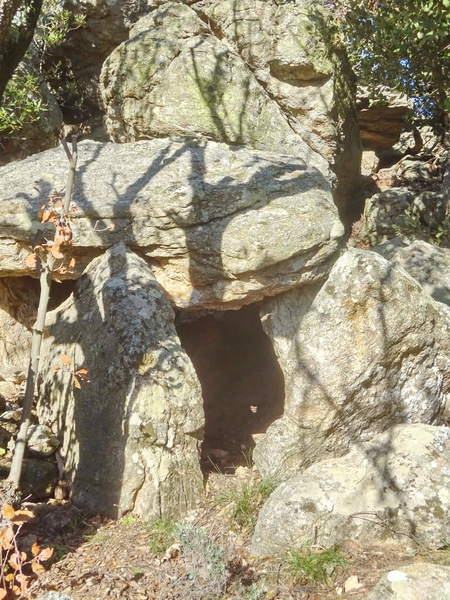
(99, 0, 361, 218)
(362, 187, 449, 247)
(252, 424, 450, 556)
(365, 563, 450, 600)
(0, 277, 38, 374)
(357, 88, 411, 152)
(0, 138, 344, 309)
(37, 243, 205, 518)
(254, 249, 450, 478)
(374, 239, 450, 309)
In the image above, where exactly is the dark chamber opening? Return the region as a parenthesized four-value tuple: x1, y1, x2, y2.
(176, 303, 285, 473)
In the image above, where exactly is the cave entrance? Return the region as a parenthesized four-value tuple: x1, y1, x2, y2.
(176, 303, 285, 473)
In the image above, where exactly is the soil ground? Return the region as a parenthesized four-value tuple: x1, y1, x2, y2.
(17, 468, 450, 600)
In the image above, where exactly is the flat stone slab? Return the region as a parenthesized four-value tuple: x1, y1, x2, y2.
(0, 138, 344, 309)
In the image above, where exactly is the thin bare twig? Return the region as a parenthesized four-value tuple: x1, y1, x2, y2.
(8, 136, 78, 487)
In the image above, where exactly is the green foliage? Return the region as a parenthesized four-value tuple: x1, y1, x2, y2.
(121, 514, 136, 526)
(286, 546, 346, 586)
(0, 72, 44, 135)
(217, 476, 279, 532)
(393, 208, 450, 247)
(146, 516, 177, 554)
(335, 0, 450, 118)
(36, 0, 86, 50)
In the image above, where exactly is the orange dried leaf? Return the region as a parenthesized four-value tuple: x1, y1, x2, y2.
(54, 366, 60, 372)
(0, 526, 14, 549)
(25, 253, 37, 269)
(69, 257, 76, 268)
(0, 590, 6, 600)
(54, 234, 65, 247)
(61, 354, 71, 366)
(2, 504, 15, 520)
(39, 210, 51, 223)
(73, 375, 81, 389)
(76, 369, 88, 375)
(49, 246, 64, 259)
(9, 509, 33, 524)
(9, 552, 26, 570)
(31, 542, 40, 556)
(31, 560, 45, 575)
(37, 547, 53, 562)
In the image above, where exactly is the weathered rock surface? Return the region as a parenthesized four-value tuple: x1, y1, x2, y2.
(374, 239, 450, 308)
(0, 458, 58, 500)
(0, 277, 38, 373)
(254, 249, 450, 478)
(100, 3, 328, 174)
(26, 424, 60, 458)
(361, 188, 414, 246)
(38, 243, 204, 518)
(0, 138, 344, 309)
(365, 563, 450, 600)
(357, 88, 411, 152)
(362, 187, 449, 247)
(252, 424, 450, 556)
(100, 0, 361, 218)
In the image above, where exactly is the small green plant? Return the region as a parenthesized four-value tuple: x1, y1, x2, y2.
(67, 514, 84, 532)
(42, 9, 86, 47)
(175, 524, 226, 597)
(217, 476, 279, 531)
(0, 72, 44, 135)
(36, 0, 86, 51)
(429, 217, 450, 247)
(286, 546, 346, 587)
(49, 544, 69, 562)
(121, 514, 136, 526)
(237, 581, 267, 600)
(146, 517, 176, 554)
(84, 533, 106, 544)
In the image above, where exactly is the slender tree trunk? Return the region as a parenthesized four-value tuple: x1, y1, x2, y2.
(8, 137, 78, 487)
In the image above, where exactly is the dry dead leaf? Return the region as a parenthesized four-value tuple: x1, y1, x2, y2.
(9, 552, 27, 570)
(0, 526, 13, 549)
(9, 509, 34, 524)
(73, 376, 81, 389)
(31, 560, 46, 575)
(49, 246, 64, 259)
(25, 253, 37, 269)
(69, 257, 76, 268)
(2, 504, 15, 520)
(31, 542, 40, 556)
(37, 547, 54, 562)
(61, 354, 71, 366)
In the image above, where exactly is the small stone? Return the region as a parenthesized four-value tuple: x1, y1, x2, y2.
(26, 424, 60, 458)
(344, 575, 361, 592)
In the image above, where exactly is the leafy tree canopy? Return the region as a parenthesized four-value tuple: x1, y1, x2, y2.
(336, 0, 450, 119)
